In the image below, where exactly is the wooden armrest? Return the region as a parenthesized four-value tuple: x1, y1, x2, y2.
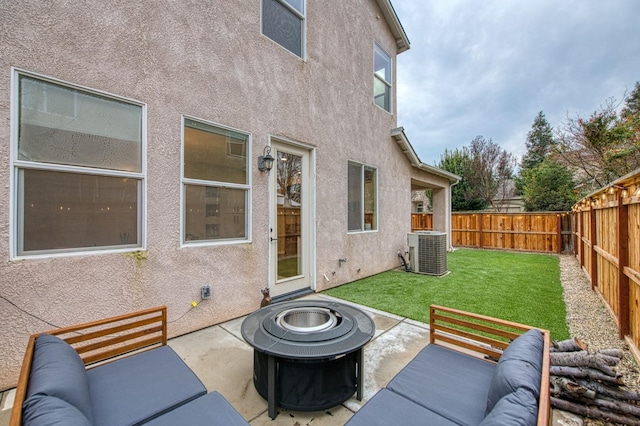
(10, 306, 167, 426)
(429, 305, 551, 426)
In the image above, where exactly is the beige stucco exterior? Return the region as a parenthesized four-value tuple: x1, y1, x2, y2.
(0, 0, 456, 390)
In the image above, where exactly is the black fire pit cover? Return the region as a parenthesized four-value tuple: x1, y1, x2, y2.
(241, 299, 375, 359)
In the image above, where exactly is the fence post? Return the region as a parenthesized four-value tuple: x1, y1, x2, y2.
(478, 213, 483, 249)
(578, 212, 584, 268)
(556, 214, 562, 254)
(590, 204, 598, 291)
(617, 191, 630, 338)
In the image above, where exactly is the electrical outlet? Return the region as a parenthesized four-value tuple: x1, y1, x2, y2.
(201, 285, 211, 300)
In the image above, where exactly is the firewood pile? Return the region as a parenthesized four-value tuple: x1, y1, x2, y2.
(550, 337, 640, 425)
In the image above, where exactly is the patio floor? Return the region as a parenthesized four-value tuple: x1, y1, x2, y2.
(0, 294, 575, 425)
(170, 294, 431, 425)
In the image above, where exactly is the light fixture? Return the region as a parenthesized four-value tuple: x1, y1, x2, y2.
(258, 146, 275, 173)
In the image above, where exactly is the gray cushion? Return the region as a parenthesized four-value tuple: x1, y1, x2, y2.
(88, 345, 207, 426)
(22, 394, 92, 426)
(345, 389, 459, 426)
(480, 388, 538, 426)
(27, 334, 94, 422)
(386, 344, 496, 426)
(144, 392, 249, 426)
(486, 330, 543, 413)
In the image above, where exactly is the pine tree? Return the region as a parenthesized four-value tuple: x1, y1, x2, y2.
(520, 111, 555, 171)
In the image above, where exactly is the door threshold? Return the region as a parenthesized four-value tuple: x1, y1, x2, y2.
(271, 288, 314, 304)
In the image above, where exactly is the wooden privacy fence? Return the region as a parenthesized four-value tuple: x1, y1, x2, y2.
(411, 213, 433, 231)
(572, 169, 640, 355)
(447, 212, 573, 253)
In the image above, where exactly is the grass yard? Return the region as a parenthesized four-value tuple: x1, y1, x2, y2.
(324, 248, 570, 340)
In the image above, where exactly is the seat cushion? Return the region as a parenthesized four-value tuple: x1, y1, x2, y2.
(344, 389, 459, 426)
(144, 392, 249, 426)
(26, 334, 94, 422)
(386, 344, 496, 426)
(88, 345, 207, 426)
(22, 394, 92, 426)
(486, 329, 543, 413)
(480, 387, 538, 426)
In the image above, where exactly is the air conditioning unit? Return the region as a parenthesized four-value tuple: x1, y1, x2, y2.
(407, 231, 448, 276)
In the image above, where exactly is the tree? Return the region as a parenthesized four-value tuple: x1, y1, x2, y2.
(521, 111, 555, 171)
(465, 136, 517, 212)
(437, 148, 487, 211)
(556, 93, 640, 190)
(522, 160, 577, 211)
(621, 81, 640, 118)
(516, 111, 577, 211)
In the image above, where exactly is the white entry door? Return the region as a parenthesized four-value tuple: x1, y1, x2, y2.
(268, 140, 313, 298)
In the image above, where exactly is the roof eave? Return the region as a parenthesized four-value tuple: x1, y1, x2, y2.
(375, 0, 411, 53)
(391, 127, 461, 182)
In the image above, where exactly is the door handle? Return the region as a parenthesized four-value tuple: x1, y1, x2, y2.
(270, 237, 278, 242)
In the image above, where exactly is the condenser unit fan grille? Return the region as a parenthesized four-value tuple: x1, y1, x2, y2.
(407, 231, 448, 276)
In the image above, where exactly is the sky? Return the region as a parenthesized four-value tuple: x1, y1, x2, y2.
(391, 0, 640, 166)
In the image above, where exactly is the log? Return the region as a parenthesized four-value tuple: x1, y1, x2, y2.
(590, 397, 640, 418)
(576, 379, 640, 401)
(550, 366, 623, 385)
(598, 348, 625, 359)
(551, 351, 620, 367)
(550, 352, 618, 375)
(551, 337, 587, 352)
(551, 397, 640, 426)
(550, 376, 595, 400)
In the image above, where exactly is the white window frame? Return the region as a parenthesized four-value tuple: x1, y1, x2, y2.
(374, 43, 393, 113)
(261, 0, 306, 59)
(180, 115, 252, 247)
(9, 68, 147, 260)
(347, 161, 378, 233)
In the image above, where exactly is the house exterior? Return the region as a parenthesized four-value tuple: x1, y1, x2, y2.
(412, 190, 431, 213)
(0, 0, 457, 389)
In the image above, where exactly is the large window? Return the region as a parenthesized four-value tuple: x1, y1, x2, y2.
(12, 72, 144, 257)
(374, 43, 392, 112)
(348, 162, 377, 232)
(262, 0, 305, 58)
(182, 118, 250, 244)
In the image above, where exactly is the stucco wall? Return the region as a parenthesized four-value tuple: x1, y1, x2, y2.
(0, 0, 417, 389)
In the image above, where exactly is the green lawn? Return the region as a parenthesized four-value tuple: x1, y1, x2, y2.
(324, 248, 570, 340)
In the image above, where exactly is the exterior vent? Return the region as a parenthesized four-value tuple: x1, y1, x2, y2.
(407, 231, 448, 276)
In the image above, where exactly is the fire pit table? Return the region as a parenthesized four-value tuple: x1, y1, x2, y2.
(241, 299, 375, 419)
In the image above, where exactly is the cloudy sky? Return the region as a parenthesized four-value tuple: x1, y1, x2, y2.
(391, 0, 640, 166)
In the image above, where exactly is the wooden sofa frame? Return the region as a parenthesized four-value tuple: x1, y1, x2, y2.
(429, 304, 551, 426)
(10, 305, 168, 426)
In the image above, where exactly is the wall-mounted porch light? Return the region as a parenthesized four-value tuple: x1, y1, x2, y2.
(258, 146, 275, 173)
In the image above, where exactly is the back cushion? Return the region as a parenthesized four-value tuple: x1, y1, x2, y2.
(27, 334, 94, 422)
(22, 394, 92, 426)
(480, 387, 538, 426)
(486, 329, 543, 414)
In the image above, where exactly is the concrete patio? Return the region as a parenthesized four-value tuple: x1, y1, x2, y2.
(168, 294, 431, 425)
(0, 294, 575, 425)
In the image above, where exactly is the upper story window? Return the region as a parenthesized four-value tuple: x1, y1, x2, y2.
(12, 71, 145, 258)
(348, 162, 378, 232)
(182, 117, 250, 244)
(374, 43, 392, 112)
(262, 0, 305, 58)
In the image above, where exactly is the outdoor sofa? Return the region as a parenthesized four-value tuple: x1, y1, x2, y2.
(10, 306, 248, 426)
(346, 305, 551, 426)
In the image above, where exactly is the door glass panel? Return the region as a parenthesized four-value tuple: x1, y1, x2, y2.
(276, 150, 302, 279)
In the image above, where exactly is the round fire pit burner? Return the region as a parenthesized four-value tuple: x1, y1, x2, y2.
(241, 299, 374, 419)
(276, 307, 338, 333)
